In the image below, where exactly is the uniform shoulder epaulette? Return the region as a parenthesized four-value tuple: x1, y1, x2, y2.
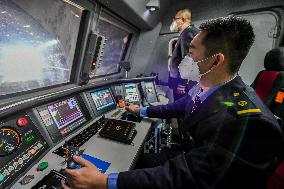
(223, 90, 262, 117)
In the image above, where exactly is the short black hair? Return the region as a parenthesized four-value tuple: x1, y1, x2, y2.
(199, 16, 255, 74)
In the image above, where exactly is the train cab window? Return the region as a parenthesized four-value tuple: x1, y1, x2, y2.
(0, 0, 83, 96)
(89, 10, 134, 78)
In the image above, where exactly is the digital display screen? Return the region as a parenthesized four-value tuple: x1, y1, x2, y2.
(47, 97, 84, 129)
(125, 84, 139, 103)
(91, 89, 115, 111)
(125, 84, 137, 93)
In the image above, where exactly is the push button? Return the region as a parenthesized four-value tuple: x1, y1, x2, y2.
(37, 162, 48, 171)
(17, 117, 28, 127)
(24, 132, 37, 143)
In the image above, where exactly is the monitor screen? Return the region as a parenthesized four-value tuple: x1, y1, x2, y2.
(47, 97, 84, 129)
(91, 89, 115, 111)
(125, 83, 139, 103)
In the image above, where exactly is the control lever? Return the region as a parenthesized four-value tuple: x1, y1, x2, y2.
(121, 111, 142, 122)
(67, 159, 79, 169)
(63, 146, 84, 169)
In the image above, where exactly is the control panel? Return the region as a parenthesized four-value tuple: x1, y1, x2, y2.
(0, 113, 49, 189)
(53, 116, 106, 157)
(124, 83, 140, 104)
(140, 81, 159, 104)
(36, 96, 91, 143)
(1, 78, 160, 189)
(115, 81, 158, 107)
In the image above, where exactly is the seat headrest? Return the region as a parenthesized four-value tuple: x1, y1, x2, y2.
(264, 47, 284, 71)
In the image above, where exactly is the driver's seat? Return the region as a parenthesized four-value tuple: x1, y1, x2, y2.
(256, 48, 284, 189)
(251, 47, 284, 120)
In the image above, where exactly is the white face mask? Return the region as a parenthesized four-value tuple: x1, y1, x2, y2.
(178, 55, 216, 82)
(170, 21, 178, 32)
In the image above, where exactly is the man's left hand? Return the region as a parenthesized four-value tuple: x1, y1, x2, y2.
(61, 156, 108, 189)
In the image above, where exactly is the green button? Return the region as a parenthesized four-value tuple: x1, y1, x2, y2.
(38, 162, 48, 171)
(0, 173, 5, 182)
(24, 133, 37, 143)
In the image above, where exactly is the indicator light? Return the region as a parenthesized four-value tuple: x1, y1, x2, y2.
(24, 133, 37, 143)
(17, 117, 28, 127)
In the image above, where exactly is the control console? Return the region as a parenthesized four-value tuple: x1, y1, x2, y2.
(53, 116, 107, 157)
(0, 113, 49, 189)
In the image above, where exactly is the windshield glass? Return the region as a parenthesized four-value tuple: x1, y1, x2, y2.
(0, 0, 83, 96)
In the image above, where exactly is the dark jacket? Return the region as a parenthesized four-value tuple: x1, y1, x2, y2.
(118, 76, 283, 189)
(169, 26, 199, 88)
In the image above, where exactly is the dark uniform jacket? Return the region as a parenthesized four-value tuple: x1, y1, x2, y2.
(169, 26, 199, 99)
(118, 76, 283, 189)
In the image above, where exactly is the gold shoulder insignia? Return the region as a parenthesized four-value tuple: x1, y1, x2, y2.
(237, 109, 261, 115)
(229, 90, 262, 117)
(233, 92, 240, 97)
(238, 100, 247, 106)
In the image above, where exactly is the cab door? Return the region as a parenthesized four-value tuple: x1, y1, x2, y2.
(231, 11, 281, 85)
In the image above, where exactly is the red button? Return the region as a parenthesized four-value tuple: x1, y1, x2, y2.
(17, 117, 28, 127)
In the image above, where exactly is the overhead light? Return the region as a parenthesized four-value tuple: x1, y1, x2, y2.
(146, 0, 160, 12)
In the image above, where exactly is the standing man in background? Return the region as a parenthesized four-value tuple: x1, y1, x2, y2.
(169, 8, 199, 101)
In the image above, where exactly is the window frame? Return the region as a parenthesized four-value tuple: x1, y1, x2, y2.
(87, 7, 139, 80)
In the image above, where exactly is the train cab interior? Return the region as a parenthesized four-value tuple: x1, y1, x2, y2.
(0, 0, 284, 188)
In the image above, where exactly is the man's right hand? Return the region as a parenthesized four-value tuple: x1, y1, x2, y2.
(61, 156, 108, 189)
(125, 103, 140, 114)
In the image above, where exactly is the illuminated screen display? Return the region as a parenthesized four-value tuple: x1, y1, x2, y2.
(91, 89, 115, 111)
(125, 83, 137, 93)
(47, 97, 83, 129)
(125, 84, 139, 102)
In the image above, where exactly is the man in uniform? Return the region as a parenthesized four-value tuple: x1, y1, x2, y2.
(169, 8, 199, 101)
(62, 17, 283, 189)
